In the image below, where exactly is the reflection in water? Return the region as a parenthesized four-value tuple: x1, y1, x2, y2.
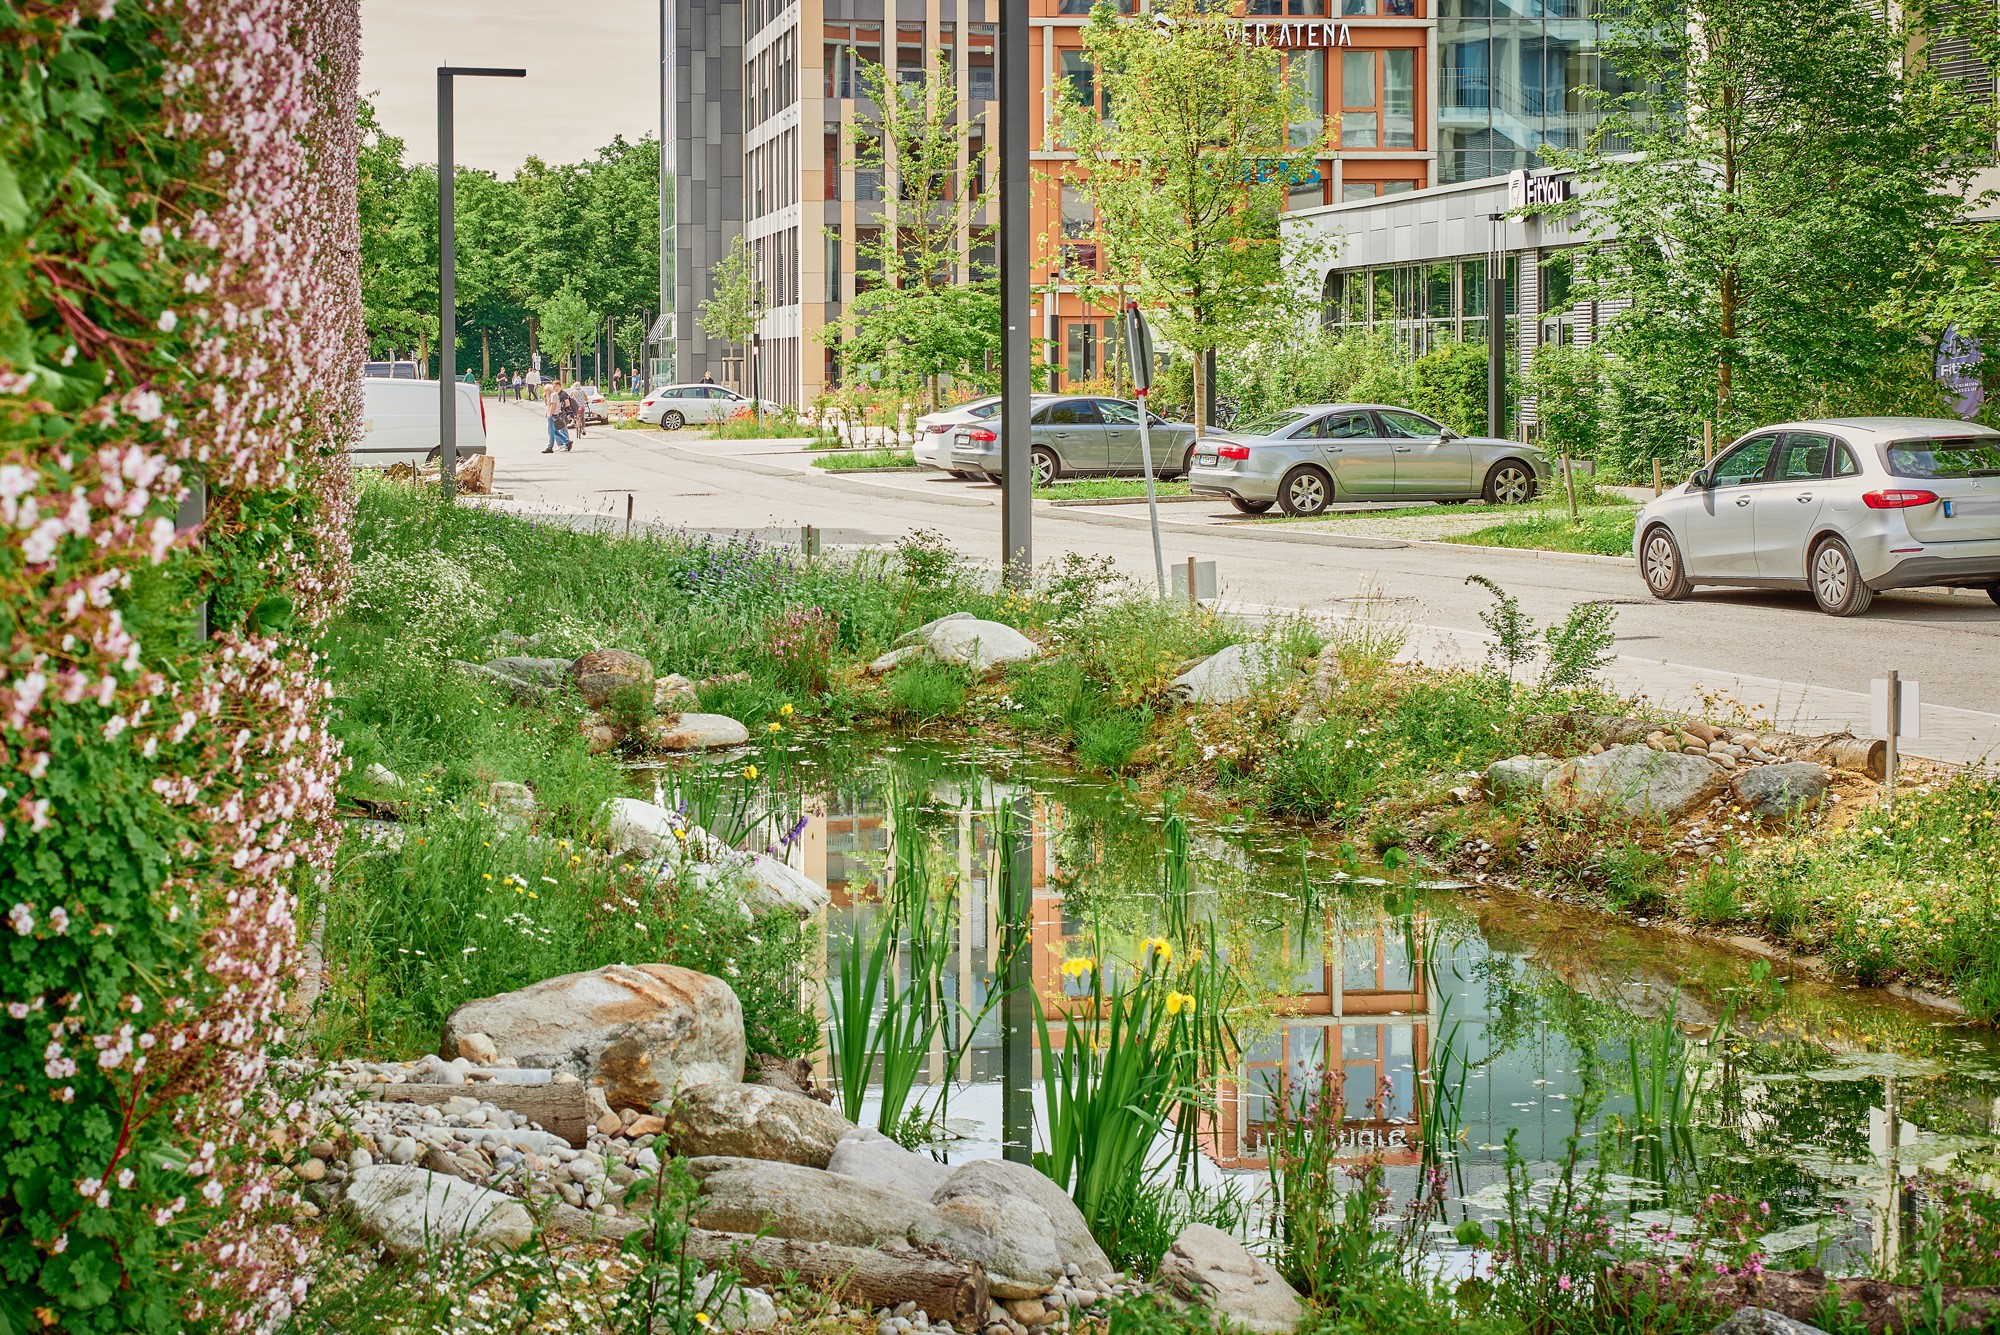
(760, 742, 2000, 1274)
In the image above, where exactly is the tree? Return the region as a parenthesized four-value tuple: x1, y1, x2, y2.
(1055, 0, 1329, 434)
(537, 282, 601, 381)
(1524, 344, 1608, 521)
(617, 312, 651, 383)
(1553, 0, 1995, 467)
(701, 234, 763, 408)
(830, 54, 1000, 409)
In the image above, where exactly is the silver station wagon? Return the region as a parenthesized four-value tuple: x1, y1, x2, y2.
(1635, 417, 2000, 616)
(950, 394, 1200, 485)
(1184, 403, 1553, 515)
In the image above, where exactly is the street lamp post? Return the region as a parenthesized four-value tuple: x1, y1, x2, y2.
(998, 0, 1030, 587)
(1487, 212, 1506, 440)
(439, 65, 526, 500)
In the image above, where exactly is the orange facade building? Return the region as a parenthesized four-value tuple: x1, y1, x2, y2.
(666, 0, 1439, 405)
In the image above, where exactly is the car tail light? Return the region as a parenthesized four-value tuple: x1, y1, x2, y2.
(925, 423, 950, 434)
(479, 391, 487, 434)
(1217, 443, 1250, 460)
(1863, 489, 1940, 509)
(967, 428, 997, 442)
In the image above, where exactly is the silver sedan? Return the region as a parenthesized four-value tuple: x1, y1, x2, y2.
(950, 395, 1199, 485)
(1634, 417, 2000, 616)
(1185, 404, 1553, 515)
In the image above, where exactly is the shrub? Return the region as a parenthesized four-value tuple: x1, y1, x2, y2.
(0, 3, 359, 1328)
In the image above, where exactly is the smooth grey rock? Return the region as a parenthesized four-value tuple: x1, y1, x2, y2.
(1543, 744, 1727, 821)
(654, 713, 752, 751)
(828, 1127, 954, 1202)
(895, 611, 974, 648)
(1171, 642, 1296, 707)
(868, 644, 924, 676)
(361, 762, 405, 790)
(666, 1082, 854, 1167)
(692, 1277, 779, 1332)
(1709, 1308, 1828, 1335)
(487, 782, 535, 821)
(342, 1165, 532, 1255)
(1731, 762, 1830, 819)
(483, 656, 571, 687)
(686, 1156, 952, 1249)
(740, 854, 832, 919)
(1157, 1223, 1302, 1334)
(923, 618, 1037, 674)
(934, 1188, 1065, 1299)
(441, 964, 744, 1111)
(1484, 755, 1561, 800)
(455, 660, 557, 703)
(932, 1158, 1113, 1284)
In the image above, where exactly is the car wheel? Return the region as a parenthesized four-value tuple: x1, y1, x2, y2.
(1230, 498, 1274, 515)
(1987, 582, 2000, 608)
(1031, 447, 1060, 488)
(660, 410, 684, 431)
(1176, 445, 1196, 480)
(1640, 525, 1692, 601)
(1482, 460, 1537, 505)
(1278, 465, 1332, 517)
(1809, 536, 1874, 616)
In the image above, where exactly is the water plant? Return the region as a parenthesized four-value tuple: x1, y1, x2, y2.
(1622, 995, 1701, 1185)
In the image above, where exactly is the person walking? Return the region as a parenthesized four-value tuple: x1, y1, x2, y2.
(512, 370, 524, 401)
(568, 381, 589, 440)
(495, 367, 507, 398)
(541, 380, 569, 453)
(699, 370, 715, 385)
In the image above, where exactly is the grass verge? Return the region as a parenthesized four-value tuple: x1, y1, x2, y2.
(812, 448, 919, 471)
(1441, 505, 1637, 556)
(1035, 478, 1193, 500)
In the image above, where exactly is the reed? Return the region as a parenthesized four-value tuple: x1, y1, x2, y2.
(1624, 993, 1700, 1183)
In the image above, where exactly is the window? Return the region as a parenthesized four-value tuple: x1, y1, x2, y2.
(1461, 257, 1487, 321)
(1382, 179, 1416, 193)
(1047, 398, 1102, 426)
(1711, 436, 1778, 487)
(824, 128, 840, 200)
(1098, 399, 1140, 426)
(1376, 409, 1443, 439)
(1884, 436, 2000, 478)
(1060, 50, 1105, 119)
(968, 124, 987, 198)
(1833, 443, 1862, 477)
(1341, 51, 1376, 147)
(968, 24, 995, 101)
(822, 23, 880, 98)
(1342, 181, 1378, 201)
(897, 23, 925, 84)
(1342, 0, 1376, 12)
(1290, 51, 1326, 148)
(825, 227, 841, 302)
(1384, 49, 1415, 147)
(1302, 410, 1376, 439)
(1065, 324, 1098, 385)
(1061, 183, 1094, 239)
(1775, 433, 1831, 481)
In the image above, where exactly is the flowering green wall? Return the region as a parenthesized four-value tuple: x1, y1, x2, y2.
(0, 2, 360, 1329)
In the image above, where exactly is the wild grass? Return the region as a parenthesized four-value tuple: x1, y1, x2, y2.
(697, 408, 819, 440)
(812, 448, 918, 471)
(1442, 505, 1638, 556)
(1034, 478, 1193, 500)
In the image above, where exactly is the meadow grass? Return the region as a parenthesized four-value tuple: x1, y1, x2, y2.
(1441, 505, 1638, 556)
(811, 448, 918, 471)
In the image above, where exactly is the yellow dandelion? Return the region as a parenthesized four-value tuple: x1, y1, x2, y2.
(482, 873, 492, 881)
(767, 722, 783, 733)
(696, 1315, 712, 1328)
(780, 703, 794, 717)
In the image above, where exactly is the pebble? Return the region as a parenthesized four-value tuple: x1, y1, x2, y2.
(296, 1157, 327, 1182)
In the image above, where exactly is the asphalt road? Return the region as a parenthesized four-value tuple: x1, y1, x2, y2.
(471, 400, 2000, 763)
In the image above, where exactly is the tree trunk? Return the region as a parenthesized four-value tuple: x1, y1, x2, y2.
(1191, 347, 1206, 439)
(373, 1081, 593, 1149)
(685, 1231, 989, 1328)
(1605, 1262, 2000, 1335)
(481, 329, 490, 384)
(1718, 85, 1738, 418)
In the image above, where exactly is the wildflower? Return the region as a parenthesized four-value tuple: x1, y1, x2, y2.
(743, 765, 758, 780)
(767, 722, 782, 733)
(780, 703, 794, 716)
(1139, 936, 1173, 966)
(1165, 991, 1196, 1016)
(696, 1315, 712, 1328)
(1060, 956, 1094, 980)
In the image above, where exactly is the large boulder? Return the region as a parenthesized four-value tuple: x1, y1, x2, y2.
(923, 618, 1037, 674)
(1485, 755, 1561, 801)
(666, 1082, 853, 1167)
(1709, 1309, 1829, 1335)
(442, 964, 744, 1111)
(484, 656, 571, 687)
(827, 1127, 954, 1202)
(1543, 744, 1726, 822)
(569, 648, 654, 708)
(1172, 642, 1296, 707)
(1731, 762, 1830, 820)
(686, 1156, 950, 1249)
(654, 713, 752, 751)
(894, 612, 973, 649)
(738, 854, 831, 918)
(932, 1158, 1113, 1286)
(343, 1165, 533, 1256)
(686, 1156, 1068, 1298)
(1158, 1223, 1303, 1334)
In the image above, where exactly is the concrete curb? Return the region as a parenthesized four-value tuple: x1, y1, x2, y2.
(648, 437, 998, 509)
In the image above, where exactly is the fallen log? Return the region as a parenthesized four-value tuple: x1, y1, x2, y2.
(1606, 1262, 2000, 1334)
(373, 1080, 592, 1148)
(1798, 736, 1887, 782)
(685, 1229, 989, 1327)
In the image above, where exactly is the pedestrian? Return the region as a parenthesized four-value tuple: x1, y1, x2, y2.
(700, 370, 715, 385)
(557, 385, 580, 450)
(512, 370, 524, 401)
(568, 381, 589, 439)
(541, 380, 570, 453)
(496, 366, 507, 397)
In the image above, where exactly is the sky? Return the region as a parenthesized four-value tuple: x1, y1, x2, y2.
(359, 0, 659, 176)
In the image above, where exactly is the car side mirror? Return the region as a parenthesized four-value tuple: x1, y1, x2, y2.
(1439, 427, 1459, 442)
(1691, 469, 1712, 489)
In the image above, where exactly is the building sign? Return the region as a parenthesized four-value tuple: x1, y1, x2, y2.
(1230, 19, 1354, 47)
(1508, 169, 1574, 209)
(1939, 325, 1986, 420)
(1244, 158, 1323, 187)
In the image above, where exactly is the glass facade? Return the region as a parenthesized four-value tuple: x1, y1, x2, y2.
(1436, 0, 1633, 185)
(1321, 256, 1518, 355)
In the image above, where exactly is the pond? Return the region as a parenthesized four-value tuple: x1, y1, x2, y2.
(661, 735, 2000, 1277)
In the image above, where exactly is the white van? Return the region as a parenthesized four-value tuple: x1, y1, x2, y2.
(356, 378, 487, 468)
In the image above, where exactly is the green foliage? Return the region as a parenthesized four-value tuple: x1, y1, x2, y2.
(612, 1156, 745, 1335)
(603, 680, 656, 736)
(1076, 709, 1151, 773)
(1443, 507, 1637, 557)
(537, 282, 603, 382)
(700, 234, 763, 360)
(1465, 576, 1619, 693)
(1410, 337, 1496, 437)
(1523, 343, 1608, 464)
(887, 660, 971, 724)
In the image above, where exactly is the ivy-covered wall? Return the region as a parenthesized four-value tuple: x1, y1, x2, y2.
(0, 2, 359, 1330)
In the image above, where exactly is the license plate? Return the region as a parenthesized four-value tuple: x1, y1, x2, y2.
(1945, 497, 2000, 517)
(1196, 453, 1218, 467)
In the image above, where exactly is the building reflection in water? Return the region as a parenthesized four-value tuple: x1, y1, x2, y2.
(795, 780, 1439, 1173)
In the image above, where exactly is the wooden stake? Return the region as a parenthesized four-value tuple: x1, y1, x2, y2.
(1652, 459, 1663, 497)
(1703, 419, 1714, 463)
(625, 493, 634, 538)
(1186, 556, 1198, 607)
(1885, 668, 1900, 812)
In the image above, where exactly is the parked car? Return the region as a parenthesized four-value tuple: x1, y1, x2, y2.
(949, 395, 1199, 485)
(353, 377, 486, 468)
(638, 383, 779, 429)
(571, 383, 610, 425)
(914, 396, 1004, 478)
(1183, 403, 1550, 516)
(1634, 417, 2000, 616)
